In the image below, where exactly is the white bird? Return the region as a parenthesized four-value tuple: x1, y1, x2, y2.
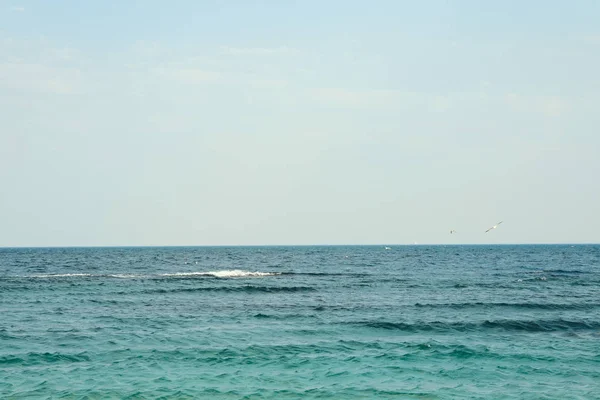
(485, 221, 503, 233)
(450, 230, 457, 234)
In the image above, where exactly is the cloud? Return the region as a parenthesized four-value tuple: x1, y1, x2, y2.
(307, 87, 450, 111)
(153, 67, 222, 84)
(247, 78, 288, 89)
(0, 35, 82, 68)
(0, 62, 83, 94)
(0, 35, 89, 94)
(581, 34, 600, 44)
(150, 65, 286, 88)
(308, 88, 392, 108)
(10, 6, 25, 12)
(220, 46, 297, 56)
(505, 93, 568, 117)
(307, 87, 572, 119)
(43, 47, 78, 61)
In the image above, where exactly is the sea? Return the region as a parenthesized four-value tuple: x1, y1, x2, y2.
(1, 245, 599, 399)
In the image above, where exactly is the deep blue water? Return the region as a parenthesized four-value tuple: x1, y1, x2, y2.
(1, 245, 599, 399)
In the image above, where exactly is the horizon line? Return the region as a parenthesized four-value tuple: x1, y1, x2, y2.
(1, 242, 599, 249)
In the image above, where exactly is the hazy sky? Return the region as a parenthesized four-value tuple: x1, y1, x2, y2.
(1, 1, 599, 246)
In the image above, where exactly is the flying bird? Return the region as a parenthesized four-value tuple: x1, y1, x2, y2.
(450, 230, 457, 234)
(485, 221, 503, 233)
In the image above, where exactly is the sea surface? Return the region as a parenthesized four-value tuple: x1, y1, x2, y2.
(1, 245, 599, 399)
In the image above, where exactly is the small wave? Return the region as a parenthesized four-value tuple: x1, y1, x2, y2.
(28, 273, 93, 278)
(284, 272, 369, 277)
(414, 302, 600, 311)
(348, 318, 600, 333)
(160, 270, 281, 278)
(142, 285, 315, 294)
(0, 352, 91, 366)
(543, 269, 588, 275)
(14, 270, 280, 280)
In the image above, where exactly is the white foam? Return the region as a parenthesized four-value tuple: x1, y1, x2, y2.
(161, 272, 211, 277)
(30, 273, 93, 278)
(161, 270, 280, 278)
(27, 273, 138, 279)
(23, 270, 280, 280)
(108, 274, 140, 279)
(209, 270, 280, 278)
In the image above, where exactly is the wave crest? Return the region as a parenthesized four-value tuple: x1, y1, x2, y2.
(160, 270, 281, 278)
(13, 270, 280, 280)
(348, 318, 600, 333)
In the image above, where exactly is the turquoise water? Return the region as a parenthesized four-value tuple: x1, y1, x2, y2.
(1, 245, 599, 399)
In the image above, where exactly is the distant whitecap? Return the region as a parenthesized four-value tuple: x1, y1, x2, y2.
(161, 270, 281, 278)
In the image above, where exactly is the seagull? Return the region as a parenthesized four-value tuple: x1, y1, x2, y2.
(485, 221, 503, 233)
(450, 230, 457, 234)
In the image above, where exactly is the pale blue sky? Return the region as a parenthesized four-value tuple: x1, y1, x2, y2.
(1, 1, 599, 246)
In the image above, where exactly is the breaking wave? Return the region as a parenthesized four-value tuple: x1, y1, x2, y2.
(11, 270, 281, 280)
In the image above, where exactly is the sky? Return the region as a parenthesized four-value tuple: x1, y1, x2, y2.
(1, 0, 599, 246)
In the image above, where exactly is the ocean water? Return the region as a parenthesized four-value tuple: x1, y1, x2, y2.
(1, 245, 599, 399)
